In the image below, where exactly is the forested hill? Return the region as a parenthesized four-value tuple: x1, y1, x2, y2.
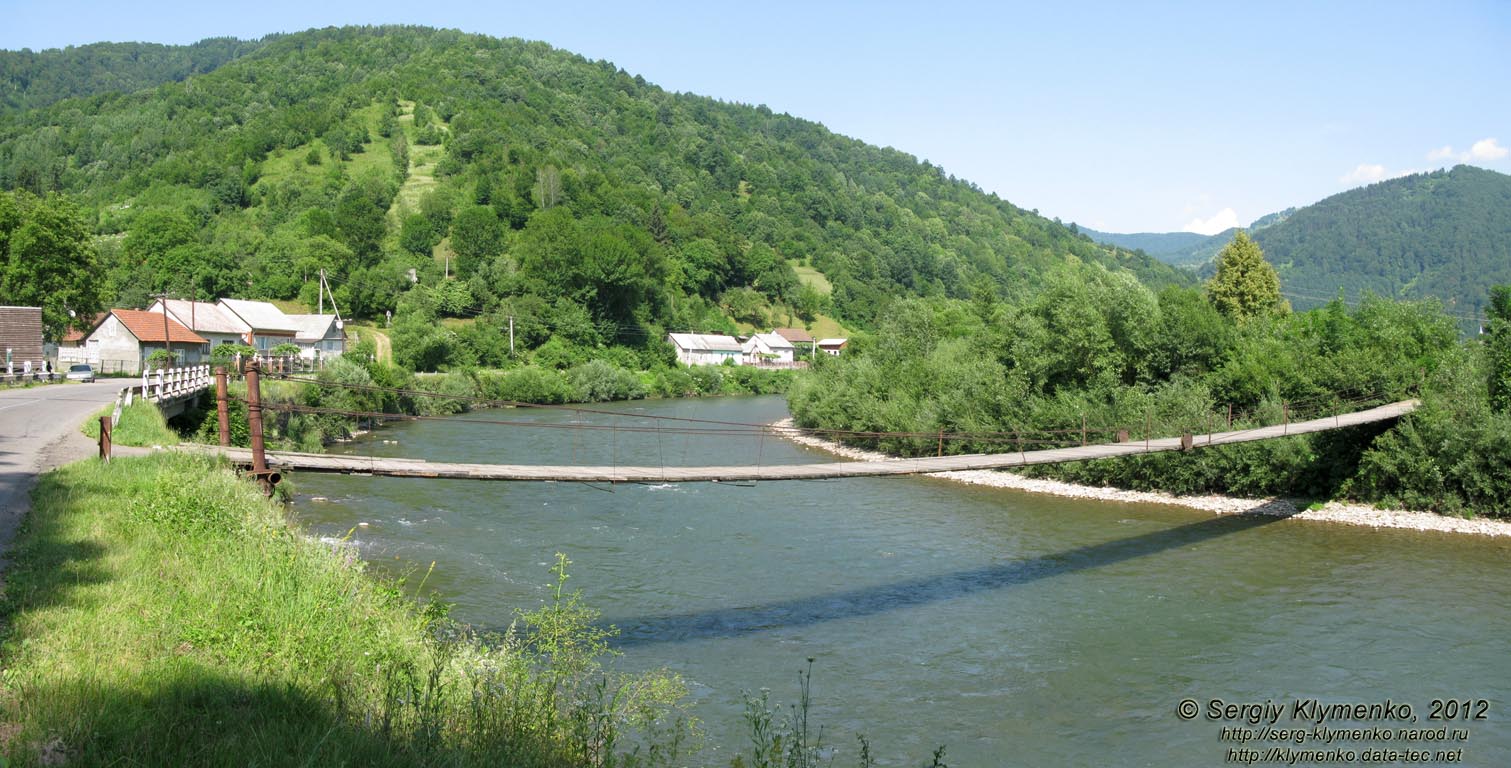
(1075, 228, 1209, 262)
(1250, 166, 1511, 321)
(1080, 208, 1294, 269)
(0, 25, 1186, 353)
(0, 38, 267, 114)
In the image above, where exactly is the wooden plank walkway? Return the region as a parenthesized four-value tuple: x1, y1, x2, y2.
(167, 400, 1419, 484)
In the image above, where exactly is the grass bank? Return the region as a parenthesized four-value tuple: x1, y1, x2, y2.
(0, 452, 692, 766)
(80, 399, 180, 447)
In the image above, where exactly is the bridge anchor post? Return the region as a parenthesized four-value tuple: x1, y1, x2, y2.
(245, 360, 278, 497)
(1180, 433, 1194, 452)
(215, 366, 230, 447)
(98, 416, 111, 463)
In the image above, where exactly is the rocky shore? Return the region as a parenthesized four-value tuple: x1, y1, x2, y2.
(771, 419, 1511, 538)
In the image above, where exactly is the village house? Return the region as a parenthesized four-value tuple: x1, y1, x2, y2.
(147, 299, 252, 352)
(288, 313, 346, 359)
(217, 299, 300, 351)
(667, 332, 743, 366)
(818, 338, 848, 356)
(773, 327, 816, 358)
(742, 332, 796, 365)
(80, 309, 209, 374)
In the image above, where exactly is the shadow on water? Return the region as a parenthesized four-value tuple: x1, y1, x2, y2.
(603, 503, 1296, 648)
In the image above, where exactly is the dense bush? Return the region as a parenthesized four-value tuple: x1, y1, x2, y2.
(790, 267, 1508, 516)
(565, 360, 646, 403)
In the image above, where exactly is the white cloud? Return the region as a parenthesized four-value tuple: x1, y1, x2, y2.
(1470, 138, 1508, 161)
(1339, 163, 1388, 185)
(1182, 207, 1240, 235)
(1425, 138, 1507, 166)
(1426, 145, 1457, 162)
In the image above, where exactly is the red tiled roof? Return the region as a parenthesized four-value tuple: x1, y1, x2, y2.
(62, 312, 107, 343)
(111, 309, 208, 344)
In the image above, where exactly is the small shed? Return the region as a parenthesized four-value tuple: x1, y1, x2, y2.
(0, 306, 44, 377)
(667, 333, 743, 366)
(817, 338, 848, 356)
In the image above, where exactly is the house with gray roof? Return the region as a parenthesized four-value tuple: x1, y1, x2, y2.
(147, 299, 252, 351)
(667, 332, 743, 366)
(217, 299, 299, 350)
(287, 314, 346, 359)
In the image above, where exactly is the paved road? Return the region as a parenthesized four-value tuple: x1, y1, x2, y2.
(0, 380, 124, 562)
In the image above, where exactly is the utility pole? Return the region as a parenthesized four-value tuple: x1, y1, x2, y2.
(508, 315, 515, 356)
(319, 268, 325, 315)
(159, 292, 173, 368)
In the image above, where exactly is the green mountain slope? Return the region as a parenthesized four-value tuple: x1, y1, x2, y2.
(0, 38, 267, 114)
(0, 25, 1188, 352)
(1252, 166, 1511, 320)
(1087, 166, 1509, 325)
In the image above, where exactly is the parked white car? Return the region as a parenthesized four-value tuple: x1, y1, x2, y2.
(65, 363, 95, 383)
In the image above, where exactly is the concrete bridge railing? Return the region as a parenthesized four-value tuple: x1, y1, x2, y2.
(112, 364, 214, 427)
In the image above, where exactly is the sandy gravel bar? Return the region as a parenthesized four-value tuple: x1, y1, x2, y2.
(771, 419, 1511, 538)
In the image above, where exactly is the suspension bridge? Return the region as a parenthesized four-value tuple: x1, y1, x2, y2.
(158, 371, 1417, 483)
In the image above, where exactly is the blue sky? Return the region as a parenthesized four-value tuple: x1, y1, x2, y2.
(4, 1, 1508, 233)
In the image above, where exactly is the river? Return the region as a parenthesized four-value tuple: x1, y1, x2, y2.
(293, 395, 1511, 766)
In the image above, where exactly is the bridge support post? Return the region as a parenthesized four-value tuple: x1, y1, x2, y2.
(1081, 415, 1087, 446)
(98, 416, 111, 463)
(1283, 402, 1289, 436)
(215, 366, 230, 447)
(245, 360, 278, 497)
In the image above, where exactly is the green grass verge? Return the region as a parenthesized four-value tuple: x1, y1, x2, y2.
(0, 453, 691, 766)
(80, 400, 180, 447)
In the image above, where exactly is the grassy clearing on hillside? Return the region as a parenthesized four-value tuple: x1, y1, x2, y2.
(0, 453, 693, 767)
(791, 263, 832, 295)
(253, 106, 395, 199)
(391, 99, 444, 216)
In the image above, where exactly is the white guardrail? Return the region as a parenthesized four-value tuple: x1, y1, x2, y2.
(112, 364, 214, 427)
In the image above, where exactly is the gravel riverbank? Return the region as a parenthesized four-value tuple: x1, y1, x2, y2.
(771, 419, 1511, 538)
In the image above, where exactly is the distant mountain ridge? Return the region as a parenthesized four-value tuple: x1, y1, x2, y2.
(1073, 228, 1209, 260)
(1254, 166, 1511, 319)
(1080, 209, 1293, 269)
(0, 38, 268, 114)
(1081, 165, 1510, 323)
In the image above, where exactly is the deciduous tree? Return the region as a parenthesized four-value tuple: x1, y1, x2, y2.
(0, 190, 103, 339)
(1488, 285, 1511, 412)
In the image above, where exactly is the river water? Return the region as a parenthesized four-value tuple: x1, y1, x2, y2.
(293, 395, 1511, 766)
